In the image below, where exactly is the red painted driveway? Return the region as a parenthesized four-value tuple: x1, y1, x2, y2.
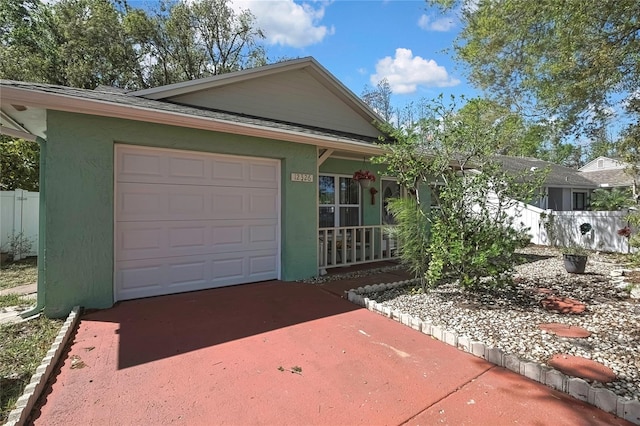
(30, 280, 631, 425)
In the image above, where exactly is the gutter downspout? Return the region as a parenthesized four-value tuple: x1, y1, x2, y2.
(21, 136, 46, 318)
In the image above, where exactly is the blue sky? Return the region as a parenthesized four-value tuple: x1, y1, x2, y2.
(232, 0, 479, 109)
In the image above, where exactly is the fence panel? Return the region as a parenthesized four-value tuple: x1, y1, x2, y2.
(548, 210, 633, 254)
(0, 189, 39, 259)
(505, 196, 633, 253)
(506, 201, 549, 246)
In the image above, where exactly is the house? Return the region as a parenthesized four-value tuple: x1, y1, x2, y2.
(579, 156, 636, 193)
(494, 155, 598, 211)
(0, 58, 406, 317)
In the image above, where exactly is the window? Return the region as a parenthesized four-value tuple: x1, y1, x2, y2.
(319, 175, 360, 228)
(573, 191, 587, 211)
(429, 182, 444, 212)
(381, 179, 400, 225)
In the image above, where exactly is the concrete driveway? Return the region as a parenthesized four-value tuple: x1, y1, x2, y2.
(30, 280, 631, 425)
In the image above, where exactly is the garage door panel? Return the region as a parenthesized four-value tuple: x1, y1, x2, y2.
(119, 151, 165, 178)
(249, 255, 278, 276)
(118, 220, 277, 261)
(115, 146, 280, 301)
(117, 250, 277, 300)
(117, 183, 277, 221)
(117, 147, 278, 188)
(119, 264, 164, 291)
(212, 159, 246, 181)
(250, 163, 278, 183)
(168, 156, 207, 179)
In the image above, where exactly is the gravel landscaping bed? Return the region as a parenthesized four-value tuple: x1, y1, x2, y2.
(362, 246, 640, 401)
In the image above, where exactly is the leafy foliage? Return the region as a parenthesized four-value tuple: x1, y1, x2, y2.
(127, 0, 266, 87)
(0, 0, 142, 89)
(375, 95, 545, 290)
(589, 188, 634, 211)
(625, 212, 640, 265)
(0, 0, 268, 89)
(429, 0, 640, 153)
(0, 136, 39, 191)
(385, 198, 430, 287)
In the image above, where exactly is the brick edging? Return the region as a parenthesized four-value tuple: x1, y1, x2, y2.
(347, 281, 640, 425)
(5, 306, 82, 426)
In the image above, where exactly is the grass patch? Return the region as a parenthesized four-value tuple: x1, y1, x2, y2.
(0, 294, 33, 308)
(0, 316, 62, 423)
(0, 257, 38, 291)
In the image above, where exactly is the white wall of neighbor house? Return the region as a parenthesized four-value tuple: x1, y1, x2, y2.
(0, 189, 39, 259)
(580, 157, 626, 172)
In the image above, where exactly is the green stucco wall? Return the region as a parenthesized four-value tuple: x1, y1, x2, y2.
(43, 111, 317, 317)
(319, 158, 390, 226)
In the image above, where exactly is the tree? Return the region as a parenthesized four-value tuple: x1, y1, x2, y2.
(361, 78, 393, 123)
(1, 0, 268, 89)
(0, 0, 143, 89)
(0, 136, 39, 191)
(128, 0, 267, 86)
(375, 96, 545, 290)
(430, 0, 640, 137)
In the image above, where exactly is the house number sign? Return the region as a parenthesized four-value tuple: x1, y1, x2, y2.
(290, 173, 313, 182)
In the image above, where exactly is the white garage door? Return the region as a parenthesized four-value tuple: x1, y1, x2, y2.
(115, 145, 280, 301)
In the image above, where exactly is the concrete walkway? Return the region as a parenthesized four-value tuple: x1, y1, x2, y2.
(0, 283, 37, 324)
(27, 278, 631, 425)
(0, 282, 37, 297)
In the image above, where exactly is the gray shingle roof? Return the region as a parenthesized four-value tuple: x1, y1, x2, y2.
(494, 155, 597, 187)
(1, 80, 380, 145)
(581, 168, 634, 187)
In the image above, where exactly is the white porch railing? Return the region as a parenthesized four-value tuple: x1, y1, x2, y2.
(318, 225, 399, 270)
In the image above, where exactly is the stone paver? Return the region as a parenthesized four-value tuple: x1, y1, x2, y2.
(539, 322, 592, 338)
(540, 295, 587, 314)
(549, 354, 617, 383)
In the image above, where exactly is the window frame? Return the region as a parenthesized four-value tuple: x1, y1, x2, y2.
(319, 173, 361, 228)
(572, 190, 588, 211)
(380, 178, 401, 225)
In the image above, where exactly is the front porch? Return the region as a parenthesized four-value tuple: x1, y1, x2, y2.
(318, 225, 399, 270)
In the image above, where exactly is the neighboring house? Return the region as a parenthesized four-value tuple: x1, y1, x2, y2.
(579, 156, 636, 193)
(495, 155, 598, 211)
(0, 57, 407, 317)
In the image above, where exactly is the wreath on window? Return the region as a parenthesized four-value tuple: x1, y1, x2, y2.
(580, 223, 592, 235)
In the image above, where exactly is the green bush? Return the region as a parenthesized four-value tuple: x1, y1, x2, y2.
(386, 198, 430, 288)
(375, 95, 544, 292)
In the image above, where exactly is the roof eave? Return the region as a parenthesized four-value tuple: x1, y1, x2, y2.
(0, 85, 383, 156)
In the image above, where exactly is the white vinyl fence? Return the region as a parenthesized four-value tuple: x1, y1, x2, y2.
(0, 189, 39, 260)
(506, 201, 550, 246)
(508, 200, 635, 253)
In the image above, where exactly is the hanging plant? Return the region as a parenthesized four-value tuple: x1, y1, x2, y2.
(353, 169, 376, 182)
(353, 169, 376, 188)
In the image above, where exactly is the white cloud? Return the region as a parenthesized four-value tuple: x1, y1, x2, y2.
(418, 14, 455, 32)
(231, 1, 334, 48)
(371, 48, 460, 94)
